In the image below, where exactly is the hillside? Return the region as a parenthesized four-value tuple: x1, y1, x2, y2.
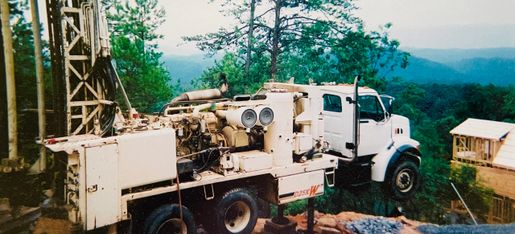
(161, 55, 215, 89)
(390, 56, 465, 84)
(405, 47, 515, 64)
(450, 57, 515, 86)
(162, 49, 515, 88)
(390, 49, 515, 86)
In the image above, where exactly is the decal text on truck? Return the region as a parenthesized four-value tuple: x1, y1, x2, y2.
(293, 184, 323, 198)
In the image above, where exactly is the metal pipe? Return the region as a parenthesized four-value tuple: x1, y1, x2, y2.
(307, 198, 315, 233)
(168, 73, 228, 105)
(30, 0, 46, 171)
(339, 75, 360, 163)
(1, 0, 18, 160)
(353, 75, 360, 161)
(450, 181, 478, 225)
(192, 103, 225, 119)
(111, 61, 132, 111)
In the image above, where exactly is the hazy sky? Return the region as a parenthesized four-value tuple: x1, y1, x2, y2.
(35, 0, 515, 55)
(157, 0, 515, 55)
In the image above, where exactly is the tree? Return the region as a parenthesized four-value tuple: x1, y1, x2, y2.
(186, 0, 407, 92)
(187, 0, 360, 77)
(245, 0, 256, 79)
(194, 52, 269, 97)
(105, 0, 172, 112)
(502, 86, 515, 122)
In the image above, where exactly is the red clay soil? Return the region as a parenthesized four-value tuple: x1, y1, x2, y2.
(253, 211, 425, 234)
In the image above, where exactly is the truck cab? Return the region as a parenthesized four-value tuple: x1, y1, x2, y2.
(264, 81, 421, 201)
(322, 85, 394, 157)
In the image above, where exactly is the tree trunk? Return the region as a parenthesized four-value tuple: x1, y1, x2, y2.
(30, 0, 46, 170)
(1, 0, 18, 160)
(245, 0, 256, 80)
(270, 0, 281, 80)
(0, 12, 6, 156)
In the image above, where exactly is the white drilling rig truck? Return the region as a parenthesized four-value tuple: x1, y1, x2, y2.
(27, 0, 421, 233)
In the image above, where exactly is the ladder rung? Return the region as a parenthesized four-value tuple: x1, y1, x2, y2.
(62, 7, 81, 13)
(68, 55, 89, 61)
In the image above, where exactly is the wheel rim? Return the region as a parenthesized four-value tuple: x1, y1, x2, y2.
(156, 218, 187, 234)
(224, 201, 251, 233)
(396, 168, 415, 193)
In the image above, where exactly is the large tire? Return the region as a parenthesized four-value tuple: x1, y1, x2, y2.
(215, 188, 258, 234)
(386, 160, 420, 201)
(143, 204, 196, 234)
(257, 198, 271, 218)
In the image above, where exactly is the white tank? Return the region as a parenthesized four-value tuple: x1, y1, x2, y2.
(264, 92, 294, 166)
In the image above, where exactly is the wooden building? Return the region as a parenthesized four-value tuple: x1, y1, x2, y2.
(450, 118, 515, 223)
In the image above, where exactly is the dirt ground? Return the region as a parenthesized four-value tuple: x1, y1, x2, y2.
(253, 211, 424, 234)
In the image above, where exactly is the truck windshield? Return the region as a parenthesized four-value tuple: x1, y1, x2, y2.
(358, 95, 385, 121)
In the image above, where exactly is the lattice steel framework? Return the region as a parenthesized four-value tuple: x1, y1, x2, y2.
(46, 0, 113, 136)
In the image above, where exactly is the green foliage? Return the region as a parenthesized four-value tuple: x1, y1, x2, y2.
(195, 53, 269, 97)
(405, 156, 451, 223)
(450, 165, 493, 216)
(503, 86, 515, 122)
(383, 81, 509, 223)
(105, 0, 173, 112)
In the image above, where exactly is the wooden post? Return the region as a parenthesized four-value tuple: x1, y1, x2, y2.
(30, 0, 46, 171)
(1, 0, 18, 160)
(452, 135, 456, 159)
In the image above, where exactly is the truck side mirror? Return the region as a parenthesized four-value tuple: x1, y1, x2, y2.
(380, 95, 395, 117)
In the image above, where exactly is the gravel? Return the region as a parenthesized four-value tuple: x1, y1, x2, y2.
(345, 217, 403, 234)
(418, 223, 515, 234)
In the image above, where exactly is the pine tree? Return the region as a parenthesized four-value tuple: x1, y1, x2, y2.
(105, 0, 173, 113)
(186, 0, 408, 92)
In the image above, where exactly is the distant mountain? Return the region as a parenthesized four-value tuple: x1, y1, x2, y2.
(391, 55, 515, 86)
(161, 54, 215, 89)
(390, 56, 465, 84)
(450, 57, 515, 85)
(405, 47, 515, 64)
(162, 49, 515, 88)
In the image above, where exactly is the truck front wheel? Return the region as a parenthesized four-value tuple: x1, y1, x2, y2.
(386, 160, 420, 201)
(215, 188, 258, 234)
(143, 204, 196, 234)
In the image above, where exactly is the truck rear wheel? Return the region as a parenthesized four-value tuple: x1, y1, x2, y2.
(215, 188, 258, 234)
(387, 160, 420, 201)
(143, 204, 196, 234)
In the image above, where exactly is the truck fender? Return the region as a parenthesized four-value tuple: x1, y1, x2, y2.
(371, 142, 420, 182)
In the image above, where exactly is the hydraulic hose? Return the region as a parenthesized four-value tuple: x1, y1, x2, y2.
(90, 57, 117, 136)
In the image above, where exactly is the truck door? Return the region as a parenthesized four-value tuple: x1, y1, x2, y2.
(357, 95, 392, 156)
(85, 144, 120, 230)
(323, 93, 352, 156)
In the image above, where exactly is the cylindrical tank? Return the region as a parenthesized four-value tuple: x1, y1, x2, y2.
(264, 93, 294, 166)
